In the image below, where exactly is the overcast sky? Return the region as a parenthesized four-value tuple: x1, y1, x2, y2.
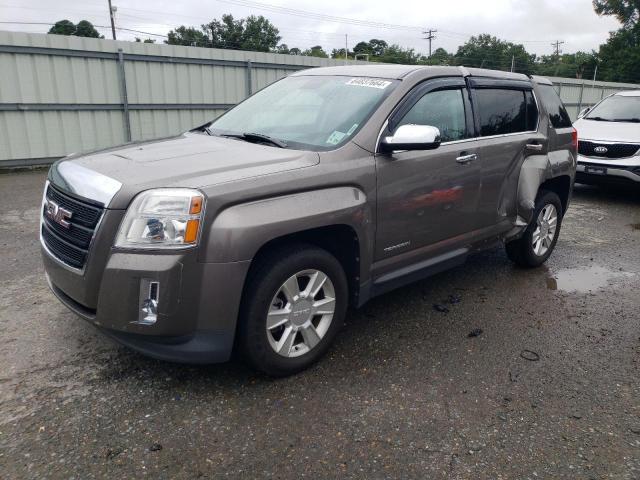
(0, 0, 622, 56)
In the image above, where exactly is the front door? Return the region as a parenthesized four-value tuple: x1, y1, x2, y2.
(375, 78, 482, 261)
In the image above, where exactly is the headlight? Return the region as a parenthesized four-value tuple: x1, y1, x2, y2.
(115, 188, 205, 249)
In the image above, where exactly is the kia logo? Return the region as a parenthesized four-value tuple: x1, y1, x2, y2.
(594, 146, 608, 154)
(45, 198, 72, 228)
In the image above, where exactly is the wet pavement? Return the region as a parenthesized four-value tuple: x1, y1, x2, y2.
(1, 170, 639, 479)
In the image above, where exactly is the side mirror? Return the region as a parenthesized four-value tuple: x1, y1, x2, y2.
(380, 124, 441, 153)
(577, 107, 590, 119)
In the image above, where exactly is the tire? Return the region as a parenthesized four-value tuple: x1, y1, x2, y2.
(237, 243, 348, 377)
(505, 190, 563, 268)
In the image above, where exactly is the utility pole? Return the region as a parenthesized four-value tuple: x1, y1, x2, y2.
(108, 0, 117, 40)
(345, 34, 348, 63)
(423, 29, 437, 57)
(510, 55, 515, 72)
(551, 40, 564, 57)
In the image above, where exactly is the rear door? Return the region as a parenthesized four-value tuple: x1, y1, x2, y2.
(469, 79, 544, 228)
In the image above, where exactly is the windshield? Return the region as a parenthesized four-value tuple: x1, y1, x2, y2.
(208, 75, 398, 150)
(585, 95, 640, 122)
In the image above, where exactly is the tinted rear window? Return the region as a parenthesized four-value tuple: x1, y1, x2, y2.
(475, 89, 528, 136)
(537, 84, 572, 128)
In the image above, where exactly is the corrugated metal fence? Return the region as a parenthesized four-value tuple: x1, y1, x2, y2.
(1, 31, 639, 167)
(0, 31, 365, 167)
(548, 76, 640, 119)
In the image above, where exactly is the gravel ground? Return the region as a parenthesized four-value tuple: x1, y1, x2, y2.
(1, 170, 639, 479)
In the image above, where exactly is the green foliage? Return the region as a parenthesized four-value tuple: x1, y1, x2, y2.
(421, 47, 454, 65)
(592, 0, 640, 82)
(453, 34, 535, 74)
(303, 45, 329, 58)
(48, 19, 103, 38)
(166, 26, 208, 47)
(597, 25, 640, 82)
(168, 14, 280, 52)
(535, 52, 598, 79)
(135, 37, 156, 43)
(593, 0, 640, 27)
(48, 20, 76, 36)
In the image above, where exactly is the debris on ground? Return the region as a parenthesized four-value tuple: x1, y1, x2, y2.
(448, 294, 461, 304)
(433, 304, 449, 313)
(467, 328, 483, 338)
(520, 349, 540, 361)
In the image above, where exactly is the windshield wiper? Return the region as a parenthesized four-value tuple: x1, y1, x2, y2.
(220, 132, 288, 148)
(586, 116, 613, 122)
(612, 118, 640, 123)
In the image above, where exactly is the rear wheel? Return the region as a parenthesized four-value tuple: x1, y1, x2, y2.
(506, 190, 563, 268)
(237, 244, 348, 376)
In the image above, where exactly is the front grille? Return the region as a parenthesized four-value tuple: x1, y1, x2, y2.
(578, 140, 640, 159)
(42, 185, 104, 269)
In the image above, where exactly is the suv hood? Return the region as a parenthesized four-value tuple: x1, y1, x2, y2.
(574, 118, 640, 143)
(50, 133, 319, 208)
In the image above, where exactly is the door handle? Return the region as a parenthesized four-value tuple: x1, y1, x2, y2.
(455, 153, 477, 164)
(525, 143, 544, 152)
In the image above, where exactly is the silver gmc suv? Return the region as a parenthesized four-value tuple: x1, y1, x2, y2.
(575, 90, 640, 186)
(41, 66, 576, 376)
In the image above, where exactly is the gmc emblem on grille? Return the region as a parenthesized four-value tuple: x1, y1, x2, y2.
(45, 198, 72, 228)
(594, 146, 608, 154)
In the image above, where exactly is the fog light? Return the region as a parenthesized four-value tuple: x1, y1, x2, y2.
(136, 279, 159, 325)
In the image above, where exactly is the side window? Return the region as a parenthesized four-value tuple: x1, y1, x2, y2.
(537, 84, 572, 128)
(396, 89, 467, 142)
(475, 89, 528, 136)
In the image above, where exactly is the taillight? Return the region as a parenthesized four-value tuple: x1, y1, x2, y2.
(571, 127, 578, 151)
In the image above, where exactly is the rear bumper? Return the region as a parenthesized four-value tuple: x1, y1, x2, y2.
(43, 246, 251, 364)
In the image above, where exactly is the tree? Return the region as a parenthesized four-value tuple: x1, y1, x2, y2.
(135, 37, 156, 43)
(48, 20, 76, 36)
(593, 0, 640, 27)
(454, 34, 535, 74)
(201, 14, 280, 51)
(303, 45, 329, 58)
(331, 48, 352, 59)
(377, 44, 421, 64)
(166, 26, 209, 47)
(535, 52, 598, 79)
(422, 47, 454, 65)
(241, 15, 280, 52)
(75, 20, 101, 38)
(48, 19, 103, 38)
(591, 0, 640, 82)
(597, 26, 640, 82)
(352, 39, 388, 59)
(289, 47, 302, 56)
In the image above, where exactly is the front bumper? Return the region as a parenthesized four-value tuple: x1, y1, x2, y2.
(43, 245, 251, 364)
(576, 154, 640, 184)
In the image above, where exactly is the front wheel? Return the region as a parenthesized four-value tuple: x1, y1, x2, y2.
(506, 190, 563, 268)
(237, 244, 348, 376)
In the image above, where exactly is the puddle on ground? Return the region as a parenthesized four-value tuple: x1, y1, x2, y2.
(546, 265, 635, 293)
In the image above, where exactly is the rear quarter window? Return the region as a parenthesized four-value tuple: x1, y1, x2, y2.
(537, 84, 572, 128)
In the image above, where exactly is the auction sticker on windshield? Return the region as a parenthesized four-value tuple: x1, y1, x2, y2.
(346, 78, 392, 89)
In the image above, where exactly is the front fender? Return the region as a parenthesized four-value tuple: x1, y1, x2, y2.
(199, 186, 373, 269)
